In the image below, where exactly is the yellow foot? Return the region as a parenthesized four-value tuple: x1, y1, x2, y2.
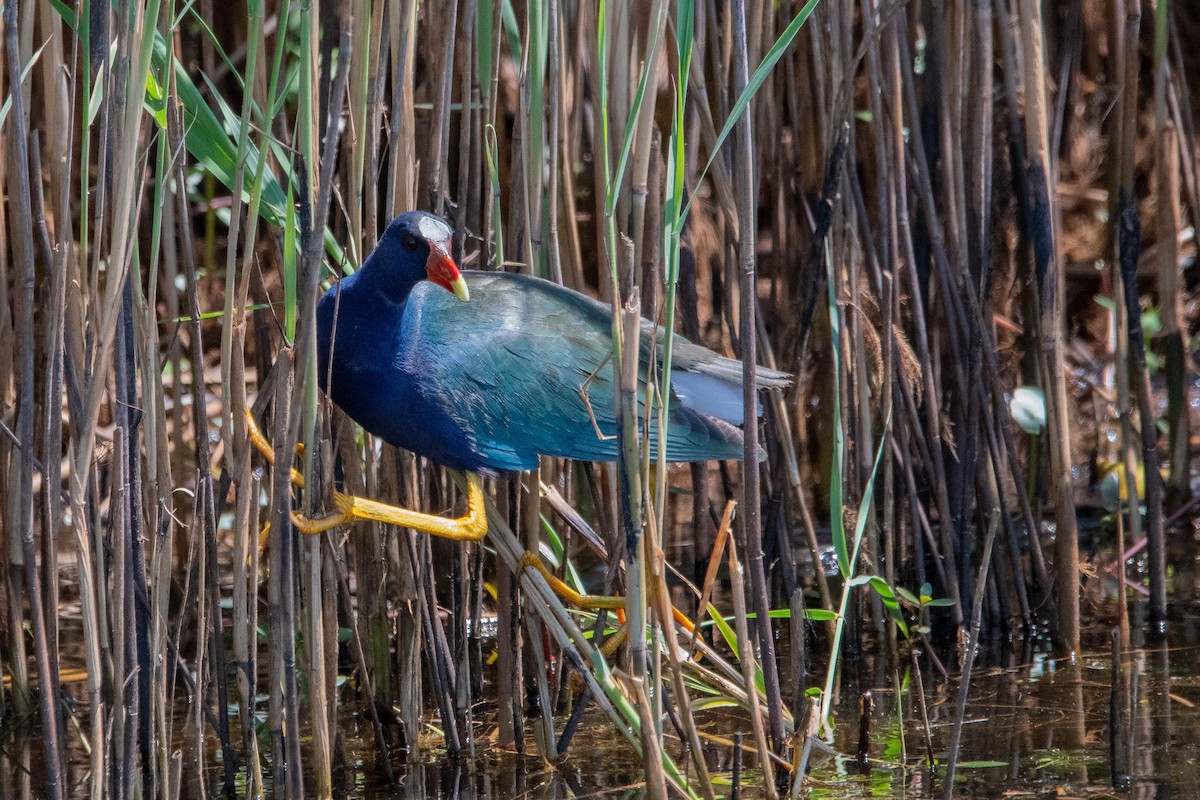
(289, 492, 356, 535)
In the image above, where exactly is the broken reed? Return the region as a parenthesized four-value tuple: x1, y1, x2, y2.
(0, 2, 1193, 799)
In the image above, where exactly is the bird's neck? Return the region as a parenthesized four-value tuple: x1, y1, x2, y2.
(352, 261, 423, 307)
(317, 271, 412, 387)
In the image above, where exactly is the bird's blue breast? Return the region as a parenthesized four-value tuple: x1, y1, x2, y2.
(317, 282, 495, 473)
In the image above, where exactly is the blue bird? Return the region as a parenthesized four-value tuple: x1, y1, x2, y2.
(253, 210, 789, 542)
(316, 211, 790, 475)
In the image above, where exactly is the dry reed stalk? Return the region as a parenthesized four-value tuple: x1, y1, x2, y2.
(731, 0, 785, 755)
(1158, 120, 1187, 499)
(941, 512, 999, 798)
(454, 0, 478, 263)
(645, 510, 716, 799)
(430, 0, 460, 215)
(1015, 0, 1081, 654)
(268, 359, 304, 800)
(890, 11, 963, 624)
(616, 234, 652, 751)
(727, 535, 776, 799)
(494, 481, 520, 748)
(0, 8, 26, 726)
(6, 4, 64, 794)
(33, 15, 69, 746)
(522, 469, 556, 758)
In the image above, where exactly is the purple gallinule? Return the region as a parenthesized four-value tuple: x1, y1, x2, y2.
(250, 210, 789, 546)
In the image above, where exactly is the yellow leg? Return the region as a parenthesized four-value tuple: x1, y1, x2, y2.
(248, 409, 693, 634)
(520, 551, 626, 611)
(598, 624, 629, 658)
(290, 474, 489, 541)
(518, 551, 696, 634)
(567, 625, 629, 692)
(667, 605, 696, 635)
(245, 410, 305, 488)
(246, 409, 488, 540)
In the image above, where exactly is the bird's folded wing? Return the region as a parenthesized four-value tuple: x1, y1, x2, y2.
(410, 274, 781, 466)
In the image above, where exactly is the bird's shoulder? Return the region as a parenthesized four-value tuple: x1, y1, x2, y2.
(405, 271, 613, 357)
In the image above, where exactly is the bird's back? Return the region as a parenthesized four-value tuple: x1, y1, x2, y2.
(392, 270, 789, 472)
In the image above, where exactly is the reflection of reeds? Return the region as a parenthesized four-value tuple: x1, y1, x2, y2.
(2, 1, 1194, 797)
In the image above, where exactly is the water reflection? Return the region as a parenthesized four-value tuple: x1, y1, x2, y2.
(3, 625, 1199, 797)
(800, 630, 1198, 798)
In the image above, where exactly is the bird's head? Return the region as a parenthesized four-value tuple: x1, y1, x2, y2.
(375, 211, 470, 302)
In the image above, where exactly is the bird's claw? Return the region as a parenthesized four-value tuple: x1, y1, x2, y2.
(518, 550, 543, 577)
(290, 508, 352, 535)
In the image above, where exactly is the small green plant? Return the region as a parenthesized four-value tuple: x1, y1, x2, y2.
(894, 582, 958, 637)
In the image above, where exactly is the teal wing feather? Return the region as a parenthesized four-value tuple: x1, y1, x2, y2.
(404, 271, 786, 471)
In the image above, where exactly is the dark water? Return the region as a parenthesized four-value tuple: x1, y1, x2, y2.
(6, 624, 1197, 799)
(4, 562, 1200, 798)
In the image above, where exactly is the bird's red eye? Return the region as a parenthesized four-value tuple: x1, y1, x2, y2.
(401, 233, 419, 252)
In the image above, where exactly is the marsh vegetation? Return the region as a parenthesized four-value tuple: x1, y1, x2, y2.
(1, 1, 1199, 798)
